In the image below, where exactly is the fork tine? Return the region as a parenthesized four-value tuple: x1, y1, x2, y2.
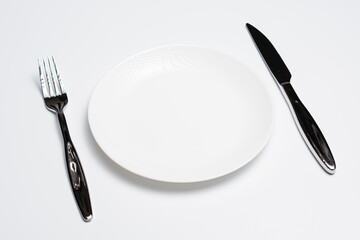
(38, 58, 50, 98)
(51, 56, 66, 94)
(47, 57, 60, 96)
(42, 58, 55, 97)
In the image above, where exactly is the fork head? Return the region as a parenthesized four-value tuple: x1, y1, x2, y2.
(38, 56, 68, 113)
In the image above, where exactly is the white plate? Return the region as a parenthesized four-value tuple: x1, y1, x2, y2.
(88, 45, 274, 183)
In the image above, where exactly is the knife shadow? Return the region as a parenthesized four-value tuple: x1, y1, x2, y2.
(84, 117, 271, 193)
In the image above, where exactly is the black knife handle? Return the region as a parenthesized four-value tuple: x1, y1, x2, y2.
(58, 112, 93, 221)
(280, 83, 336, 174)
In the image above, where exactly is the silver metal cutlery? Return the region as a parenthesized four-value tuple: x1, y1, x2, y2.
(38, 57, 93, 221)
(246, 23, 336, 174)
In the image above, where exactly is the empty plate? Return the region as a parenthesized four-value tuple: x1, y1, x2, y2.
(88, 45, 274, 183)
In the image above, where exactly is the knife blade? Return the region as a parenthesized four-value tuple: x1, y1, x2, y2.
(246, 23, 336, 174)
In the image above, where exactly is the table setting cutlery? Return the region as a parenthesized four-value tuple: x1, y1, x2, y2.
(35, 24, 336, 222)
(38, 57, 93, 221)
(246, 23, 336, 174)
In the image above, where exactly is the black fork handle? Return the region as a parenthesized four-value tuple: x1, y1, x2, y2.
(57, 112, 92, 221)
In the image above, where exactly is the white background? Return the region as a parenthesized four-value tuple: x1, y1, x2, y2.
(1, 0, 359, 239)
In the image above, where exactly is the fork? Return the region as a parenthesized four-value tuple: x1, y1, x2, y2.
(38, 56, 92, 222)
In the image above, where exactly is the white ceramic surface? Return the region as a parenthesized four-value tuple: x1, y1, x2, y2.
(88, 45, 274, 182)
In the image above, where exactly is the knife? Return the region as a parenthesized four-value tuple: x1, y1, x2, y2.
(246, 23, 336, 174)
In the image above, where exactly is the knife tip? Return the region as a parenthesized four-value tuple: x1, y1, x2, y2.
(245, 23, 253, 29)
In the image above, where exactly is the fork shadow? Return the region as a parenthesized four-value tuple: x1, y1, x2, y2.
(84, 116, 271, 193)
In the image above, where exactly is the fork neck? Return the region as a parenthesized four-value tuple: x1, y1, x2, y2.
(57, 111, 72, 143)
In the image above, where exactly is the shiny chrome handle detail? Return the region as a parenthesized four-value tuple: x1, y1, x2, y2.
(58, 112, 93, 221)
(280, 83, 336, 174)
(66, 142, 82, 190)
